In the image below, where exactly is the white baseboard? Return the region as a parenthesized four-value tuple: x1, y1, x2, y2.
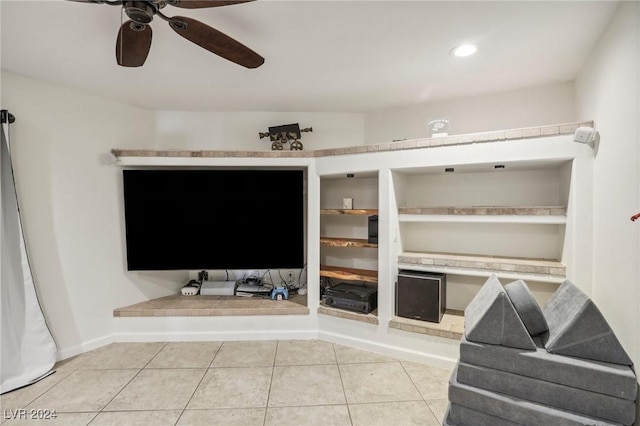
(56, 334, 114, 361)
(56, 329, 457, 370)
(319, 330, 458, 370)
(112, 329, 319, 343)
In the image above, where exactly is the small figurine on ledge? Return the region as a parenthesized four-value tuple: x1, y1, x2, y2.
(259, 123, 312, 151)
(631, 212, 640, 222)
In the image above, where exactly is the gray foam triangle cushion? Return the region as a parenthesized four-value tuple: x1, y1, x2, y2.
(465, 275, 536, 350)
(543, 280, 633, 366)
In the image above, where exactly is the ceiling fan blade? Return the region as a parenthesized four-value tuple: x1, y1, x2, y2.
(116, 21, 153, 67)
(169, 16, 264, 68)
(168, 0, 254, 9)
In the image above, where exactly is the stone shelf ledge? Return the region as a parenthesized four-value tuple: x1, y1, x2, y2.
(398, 206, 566, 216)
(398, 251, 566, 282)
(112, 121, 593, 160)
(389, 311, 464, 341)
(398, 206, 568, 224)
(114, 294, 309, 317)
(318, 302, 378, 325)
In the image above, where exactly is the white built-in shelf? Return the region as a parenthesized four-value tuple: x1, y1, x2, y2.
(398, 206, 567, 224)
(398, 251, 566, 284)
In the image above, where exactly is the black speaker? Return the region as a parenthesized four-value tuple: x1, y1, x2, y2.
(368, 215, 378, 244)
(396, 270, 446, 323)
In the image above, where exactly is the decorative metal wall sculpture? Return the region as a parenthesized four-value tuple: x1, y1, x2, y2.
(259, 123, 312, 150)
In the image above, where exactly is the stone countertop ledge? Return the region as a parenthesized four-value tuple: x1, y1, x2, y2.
(112, 121, 593, 159)
(114, 294, 309, 317)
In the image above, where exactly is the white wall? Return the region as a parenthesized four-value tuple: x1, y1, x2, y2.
(154, 82, 574, 150)
(154, 111, 364, 151)
(0, 72, 184, 359)
(575, 1, 640, 366)
(364, 82, 575, 144)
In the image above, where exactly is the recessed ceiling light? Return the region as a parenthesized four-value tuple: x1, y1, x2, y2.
(451, 44, 477, 57)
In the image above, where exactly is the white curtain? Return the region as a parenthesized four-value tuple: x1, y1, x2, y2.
(1, 112, 57, 394)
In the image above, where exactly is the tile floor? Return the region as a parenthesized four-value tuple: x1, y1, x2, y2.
(0, 340, 451, 426)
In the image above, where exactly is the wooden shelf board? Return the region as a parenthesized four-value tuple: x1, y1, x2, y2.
(321, 209, 378, 215)
(320, 237, 378, 248)
(320, 265, 378, 283)
(318, 302, 378, 325)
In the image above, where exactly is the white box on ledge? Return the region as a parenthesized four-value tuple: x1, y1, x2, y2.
(200, 281, 236, 296)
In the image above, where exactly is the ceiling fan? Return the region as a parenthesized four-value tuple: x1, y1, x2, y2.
(68, 0, 264, 68)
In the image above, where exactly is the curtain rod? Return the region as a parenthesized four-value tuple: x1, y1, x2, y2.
(1, 110, 16, 124)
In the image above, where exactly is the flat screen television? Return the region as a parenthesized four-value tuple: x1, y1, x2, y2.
(122, 169, 305, 271)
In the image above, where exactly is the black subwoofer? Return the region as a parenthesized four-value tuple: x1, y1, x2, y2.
(396, 270, 446, 323)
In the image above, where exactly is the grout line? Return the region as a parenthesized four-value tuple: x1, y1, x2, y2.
(176, 366, 211, 426)
(332, 343, 354, 426)
(87, 342, 169, 424)
(398, 361, 427, 403)
(263, 341, 278, 426)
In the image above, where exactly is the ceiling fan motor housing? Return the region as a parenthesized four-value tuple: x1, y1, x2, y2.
(124, 1, 157, 24)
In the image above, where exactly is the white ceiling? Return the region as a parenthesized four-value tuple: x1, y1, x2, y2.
(1, 0, 619, 112)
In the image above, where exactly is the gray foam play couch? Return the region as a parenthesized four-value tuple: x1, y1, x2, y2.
(444, 275, 637, 426)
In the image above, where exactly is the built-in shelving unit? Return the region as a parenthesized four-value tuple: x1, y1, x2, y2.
(112, 122, 592, 356)
(392, 159, 572, 310)
(319, 173, 379, 321)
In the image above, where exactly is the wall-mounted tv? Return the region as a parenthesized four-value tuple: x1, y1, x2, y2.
(122, 169, 305, 271)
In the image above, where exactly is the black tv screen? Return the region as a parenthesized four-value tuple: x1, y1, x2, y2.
(122, 169, 305, 271)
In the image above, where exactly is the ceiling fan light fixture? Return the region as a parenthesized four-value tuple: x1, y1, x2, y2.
(451, 44, 477, 57)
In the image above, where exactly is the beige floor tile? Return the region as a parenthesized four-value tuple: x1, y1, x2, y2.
(78, 343, 166, 369)
(104, 369, 205, 411)
(0, 370, 75, 412)
(339, 362, 421, 404)
(265, 405, 351, 426)
(146, 342, 222, 368)
(334, 344, 398, 364)
(349, 401, 441, 426)
(187, 367, 272, 409)
(26, 370, 138, 412)
(53, 352, 95, 373)
(178, 408, 265, 426)
(426, 398, 450, 423)
(2, 412, 97, 425)
(268, 365, 345, 407)
(275, 340, 336, 366)
(401, 361, 451, 400)
(211, 341, 276, 367)
(90, 410, 181, 425)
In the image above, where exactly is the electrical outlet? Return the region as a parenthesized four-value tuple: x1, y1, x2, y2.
(280, 269, 297, 286)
